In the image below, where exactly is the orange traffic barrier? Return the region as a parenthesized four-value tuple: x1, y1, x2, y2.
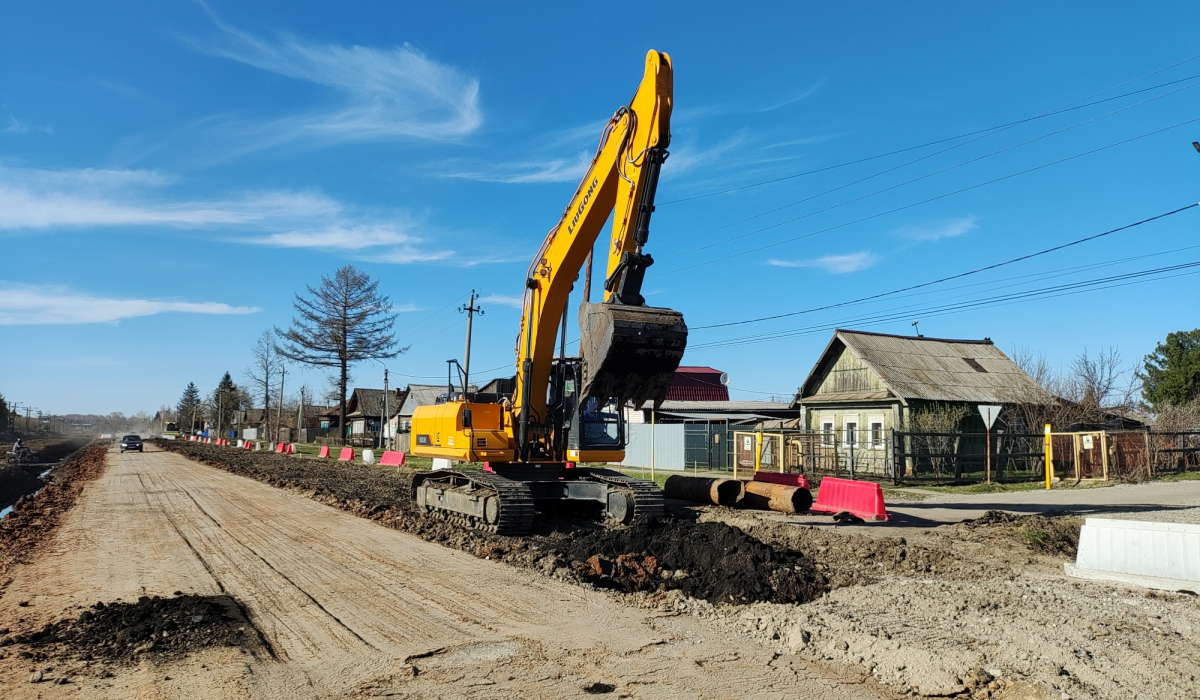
(808, 477, 890, 521)
(379, 451, 406, 466)
(338, 447, 354, 462)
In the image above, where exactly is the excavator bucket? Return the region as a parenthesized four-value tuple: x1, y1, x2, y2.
(578, 302, 688, 409)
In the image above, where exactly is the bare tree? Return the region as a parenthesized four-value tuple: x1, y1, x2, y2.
(905, 403, 970, 476)
(275, 265, 405, 444)
(1067, 347, 1134, 413)
(244, 331, 280, 440)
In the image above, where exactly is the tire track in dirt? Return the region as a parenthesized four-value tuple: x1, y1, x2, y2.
(0, 444, 896, 699)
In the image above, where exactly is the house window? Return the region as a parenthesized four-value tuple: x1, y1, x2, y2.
(868, 414, 886, 449)
(843, 417, 858, 447)
(821, 421, 835, 446)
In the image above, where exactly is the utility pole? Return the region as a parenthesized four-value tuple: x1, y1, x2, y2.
(583, 251, 593, 303)
(459, 291, 484, 397)
(276, 366, 286, 443)
(296, 386, 306, 446)
(382, 369, 389, 450)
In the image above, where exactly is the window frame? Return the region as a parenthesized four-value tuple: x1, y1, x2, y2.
(843, 416, 859, 448)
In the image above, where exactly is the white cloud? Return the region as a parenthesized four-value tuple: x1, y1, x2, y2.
(1, 115, 52, 135)
(895, 216, 978, 242)
(478, 293, 523, 308)
(0, 283, 260, 325)
(767, 251, 879, 273)
(187, 15, 481, 154)
(0, 167, 338, 230)
(0, 165, 459, 263)
(249, 225, 417, 250)
(443, 153, 592, 184)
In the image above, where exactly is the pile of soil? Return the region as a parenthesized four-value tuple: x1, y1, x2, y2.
(2, 594, 260, 663)
(155, 440, 829, 605)
(0, 441, 108, 576)
(565, 521, 827, 604)
(958, 509, 1083, 556)
(0, 438, 94, 510)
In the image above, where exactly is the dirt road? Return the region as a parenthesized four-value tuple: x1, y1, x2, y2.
(0, 445, 890, 699)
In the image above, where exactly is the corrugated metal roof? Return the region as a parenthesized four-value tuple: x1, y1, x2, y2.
(801, 390, 893, 404)
(398, 384, 446, 415)
(665, 367, 729, 401)
(826, 330, 1052, 404)
(658, 400, 792, 412)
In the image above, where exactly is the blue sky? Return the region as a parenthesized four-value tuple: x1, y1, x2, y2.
(2, 1, 1198, 415)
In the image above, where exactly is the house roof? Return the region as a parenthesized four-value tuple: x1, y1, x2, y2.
(345, 388, 406, 420)
(399, 384, 446, 415)
(665, 366, 730, 402)
(658, 400, 793, 413)
(796, 329, 1052, 407)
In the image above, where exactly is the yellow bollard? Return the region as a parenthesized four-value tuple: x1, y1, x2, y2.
(1044, 424, 1053, 490)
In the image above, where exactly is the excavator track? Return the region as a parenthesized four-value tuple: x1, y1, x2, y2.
(412, 470, 536, 536)
(580, 469, 665, 524)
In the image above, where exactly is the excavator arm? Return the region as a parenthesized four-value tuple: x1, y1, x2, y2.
(512, 50, 687, 457)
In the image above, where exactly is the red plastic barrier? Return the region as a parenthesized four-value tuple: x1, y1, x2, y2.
(318, 446, 331, 459)
(286, 444, 295, 455)
(752, 472, 810, 490)
(245, 441, 254, 450)
(273, 442, 282, 453)
(338, 447, 354, 462)
(809, 477, 890, 521)
(379, 451, 406, 466)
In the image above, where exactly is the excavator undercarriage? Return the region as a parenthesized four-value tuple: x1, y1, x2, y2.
(412, 466, 664, 536)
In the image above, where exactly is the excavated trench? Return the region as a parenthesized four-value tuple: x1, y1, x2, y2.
(154, 440, 830, 605)
(0, 438, 93, 513)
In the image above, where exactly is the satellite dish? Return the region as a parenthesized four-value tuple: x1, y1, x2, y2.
(719, 372, 729, 386)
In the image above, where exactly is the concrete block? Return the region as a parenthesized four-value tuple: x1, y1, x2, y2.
(432, 458, 452, 471)
(1067, 517, 1200, 593)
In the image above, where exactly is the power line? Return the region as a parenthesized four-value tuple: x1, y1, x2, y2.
(661, 82, 1200, 261)
(658, 116, 1200, 276)
(691, 262, 1200, 350)
(657, 55, 1200, 206)
(691, 202, 1198, 330)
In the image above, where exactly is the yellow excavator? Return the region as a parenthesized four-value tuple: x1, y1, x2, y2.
(410, 50, 687, 535)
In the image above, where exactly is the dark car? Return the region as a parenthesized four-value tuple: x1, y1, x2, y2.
(120, 435, 143, 453)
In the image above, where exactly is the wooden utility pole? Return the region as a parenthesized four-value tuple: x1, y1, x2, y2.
(459, 291, 484, 396)
(276, 366, 286, 443)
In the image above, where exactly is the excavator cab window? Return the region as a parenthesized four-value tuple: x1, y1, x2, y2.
(580, 397, 622, 448)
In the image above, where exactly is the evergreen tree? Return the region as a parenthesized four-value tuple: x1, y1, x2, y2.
(177, 382, 203, 432)
(209, 372, 241, 435)
(1140, 329, 1200, 409)
(0, 391, 9, 434)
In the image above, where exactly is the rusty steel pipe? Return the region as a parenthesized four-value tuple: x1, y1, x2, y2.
(663, 475, 745, 506)
(742, 481, 813, 514)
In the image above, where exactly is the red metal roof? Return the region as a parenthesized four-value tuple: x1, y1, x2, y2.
(665, 367, 729, 401)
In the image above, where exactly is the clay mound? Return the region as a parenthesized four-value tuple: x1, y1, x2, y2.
(564, 521, 827, 604)
(5, 594, 260, 662)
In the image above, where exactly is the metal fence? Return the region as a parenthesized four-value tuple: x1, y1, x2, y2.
(728, 428, 1200, 485)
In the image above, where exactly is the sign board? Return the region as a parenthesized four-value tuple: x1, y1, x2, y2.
(1082, 435, 1094, 450)
(978, 405, 1002, 429)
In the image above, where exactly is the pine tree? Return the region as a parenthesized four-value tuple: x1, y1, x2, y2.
(177, 383, 202, 433)
(276, 265, 405, 444)
(1140, 329, 1200, 409)
(0, 391, 9, 435)
(209, 372, 241, 436)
